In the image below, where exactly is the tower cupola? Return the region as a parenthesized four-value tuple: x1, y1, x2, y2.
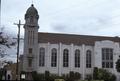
(24, 4, 39, 26)
(25, 4, 39, 20)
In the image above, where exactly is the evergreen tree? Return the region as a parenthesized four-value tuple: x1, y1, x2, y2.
(116, 56, 120, 72)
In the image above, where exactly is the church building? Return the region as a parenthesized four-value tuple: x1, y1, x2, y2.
(21, 4, 120, 80)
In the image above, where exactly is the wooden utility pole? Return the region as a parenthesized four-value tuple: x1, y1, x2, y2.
(0, 0, 1, 27)
(14, 20, 24, 80)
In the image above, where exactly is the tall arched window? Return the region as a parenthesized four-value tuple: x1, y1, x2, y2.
(39, 47, 45, 67)
(63, 49, 69, 67)
(51, 48, 57, 67)
(86, 50, 92, 68)
(75, 49, 80, 67)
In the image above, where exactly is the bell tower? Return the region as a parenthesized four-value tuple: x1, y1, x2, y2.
(23, 4, 39, 73)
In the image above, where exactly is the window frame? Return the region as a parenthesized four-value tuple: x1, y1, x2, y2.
(39, 47, 45, 67)
(102, 48, 113, 68)
(86, 50, 92, 68)
(51, 48, 57, 67)
(63, 49, 69, 67)
(75, 49, 80, 68)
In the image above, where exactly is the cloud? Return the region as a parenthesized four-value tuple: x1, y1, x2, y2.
(2, 0, 120, 36)
(52, 24, 67, 32)
(2, 0, 120, 62)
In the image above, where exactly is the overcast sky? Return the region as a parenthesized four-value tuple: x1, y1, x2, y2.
(2, 0, 120, 62)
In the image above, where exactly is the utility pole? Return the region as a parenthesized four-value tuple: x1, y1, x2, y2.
(14, 20, 24, 80)
(0, 0, 1, 27)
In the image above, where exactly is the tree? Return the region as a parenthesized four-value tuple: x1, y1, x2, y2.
(0, 27, 16, 79)
(0, 27, 16, 58)
(116, 56, 120, 73)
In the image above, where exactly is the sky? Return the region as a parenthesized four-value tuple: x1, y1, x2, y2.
(1, 0, 120, 62)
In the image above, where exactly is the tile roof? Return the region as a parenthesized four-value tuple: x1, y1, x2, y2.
(38, 32, 120, 45)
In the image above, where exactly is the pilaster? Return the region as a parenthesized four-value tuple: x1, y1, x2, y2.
(70, 43, 74, 71)
(58, 43, 62, 76)
(82, 44, 85, 80)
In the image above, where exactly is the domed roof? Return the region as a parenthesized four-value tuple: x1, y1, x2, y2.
(25, 4, 39, 19)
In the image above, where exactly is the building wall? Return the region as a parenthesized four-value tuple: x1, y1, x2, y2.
(94, 40, 120, 73)
(94, 40, 120, 81)
(35, 40, 120, 80)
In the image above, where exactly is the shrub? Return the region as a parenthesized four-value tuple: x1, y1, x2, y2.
(32, 71, 45, 81)
(45, 71, 50, 81)
(93, 67, 98, 80)
(85, 74, 92, 81)
(74, 72, 81, 80)
(65, 71, 81, 81)
(93, 67, 116, 81)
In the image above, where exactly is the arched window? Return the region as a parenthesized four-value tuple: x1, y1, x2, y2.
(63, 49, 69, 67)
(86, 50, 92, 68)
(51, 48, 57, 67)
(39, 47, 45, 67)
(75, 49, 80, 67)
